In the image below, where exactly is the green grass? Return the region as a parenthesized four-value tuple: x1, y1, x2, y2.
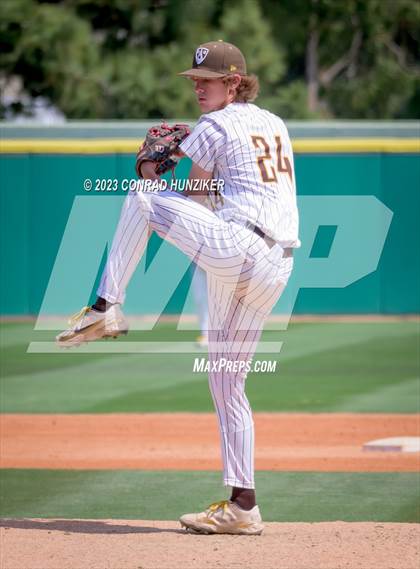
(0, 470, 418, 523)
(1, 321, 419, 413)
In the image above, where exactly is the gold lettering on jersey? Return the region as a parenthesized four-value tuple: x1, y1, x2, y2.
(251, 134, 293, 185)
(251, 135, 277, 183)
(274, 135, 293, 184)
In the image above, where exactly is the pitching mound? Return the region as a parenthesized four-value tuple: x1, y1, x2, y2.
(1, 518, 419, 569)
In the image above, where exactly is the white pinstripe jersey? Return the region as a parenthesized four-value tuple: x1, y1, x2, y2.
(180, 102, 300, 248)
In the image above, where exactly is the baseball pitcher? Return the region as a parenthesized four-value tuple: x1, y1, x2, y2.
(57, 40, 300, 535)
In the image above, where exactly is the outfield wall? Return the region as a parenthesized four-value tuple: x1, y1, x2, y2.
(0, 122, 419, 315)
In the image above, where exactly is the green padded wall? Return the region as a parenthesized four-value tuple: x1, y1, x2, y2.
(1, 122, 419, 315)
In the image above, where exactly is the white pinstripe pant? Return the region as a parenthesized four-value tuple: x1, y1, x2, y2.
(98, 190, 293, 489)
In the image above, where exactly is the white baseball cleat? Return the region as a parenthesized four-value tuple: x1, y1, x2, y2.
(56, 305, 129, 348)
(179, 500, 264, 535)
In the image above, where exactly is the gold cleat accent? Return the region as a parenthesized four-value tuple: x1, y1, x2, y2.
(179, 500, 264, 535)
(56, 304, 129, 348)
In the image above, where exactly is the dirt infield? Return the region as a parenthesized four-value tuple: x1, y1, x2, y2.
(1, 519, 419, 569)
(1, 412, 419, 471)
(2, 413, 419, 568)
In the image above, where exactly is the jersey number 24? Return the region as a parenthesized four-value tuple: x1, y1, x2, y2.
(251, 135, 292, 184)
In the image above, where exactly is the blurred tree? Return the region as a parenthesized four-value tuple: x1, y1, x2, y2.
(1, 0, 104, 117)
(262, 0, 420, 118)
(218, 0, 285, 85)
(324, 0, 420, 118)
(102, 42, 198, 118)
(67, 0, 168, 49)
(0, 0, 418, 119)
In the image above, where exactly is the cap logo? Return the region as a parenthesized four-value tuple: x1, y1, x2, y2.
(195, 47, 209, 65)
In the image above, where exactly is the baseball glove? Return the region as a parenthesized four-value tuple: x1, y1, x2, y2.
(135, 123, 190, 178)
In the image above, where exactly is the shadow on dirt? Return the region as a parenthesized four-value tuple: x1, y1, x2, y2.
(0, 518, 185, 534)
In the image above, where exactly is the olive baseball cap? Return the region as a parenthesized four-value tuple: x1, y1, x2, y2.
(179, 40, 247, 78)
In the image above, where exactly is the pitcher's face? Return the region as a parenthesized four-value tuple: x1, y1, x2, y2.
(191, 77, 231, 113)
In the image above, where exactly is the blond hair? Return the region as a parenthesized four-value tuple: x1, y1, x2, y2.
(223, 74, 259, 103)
